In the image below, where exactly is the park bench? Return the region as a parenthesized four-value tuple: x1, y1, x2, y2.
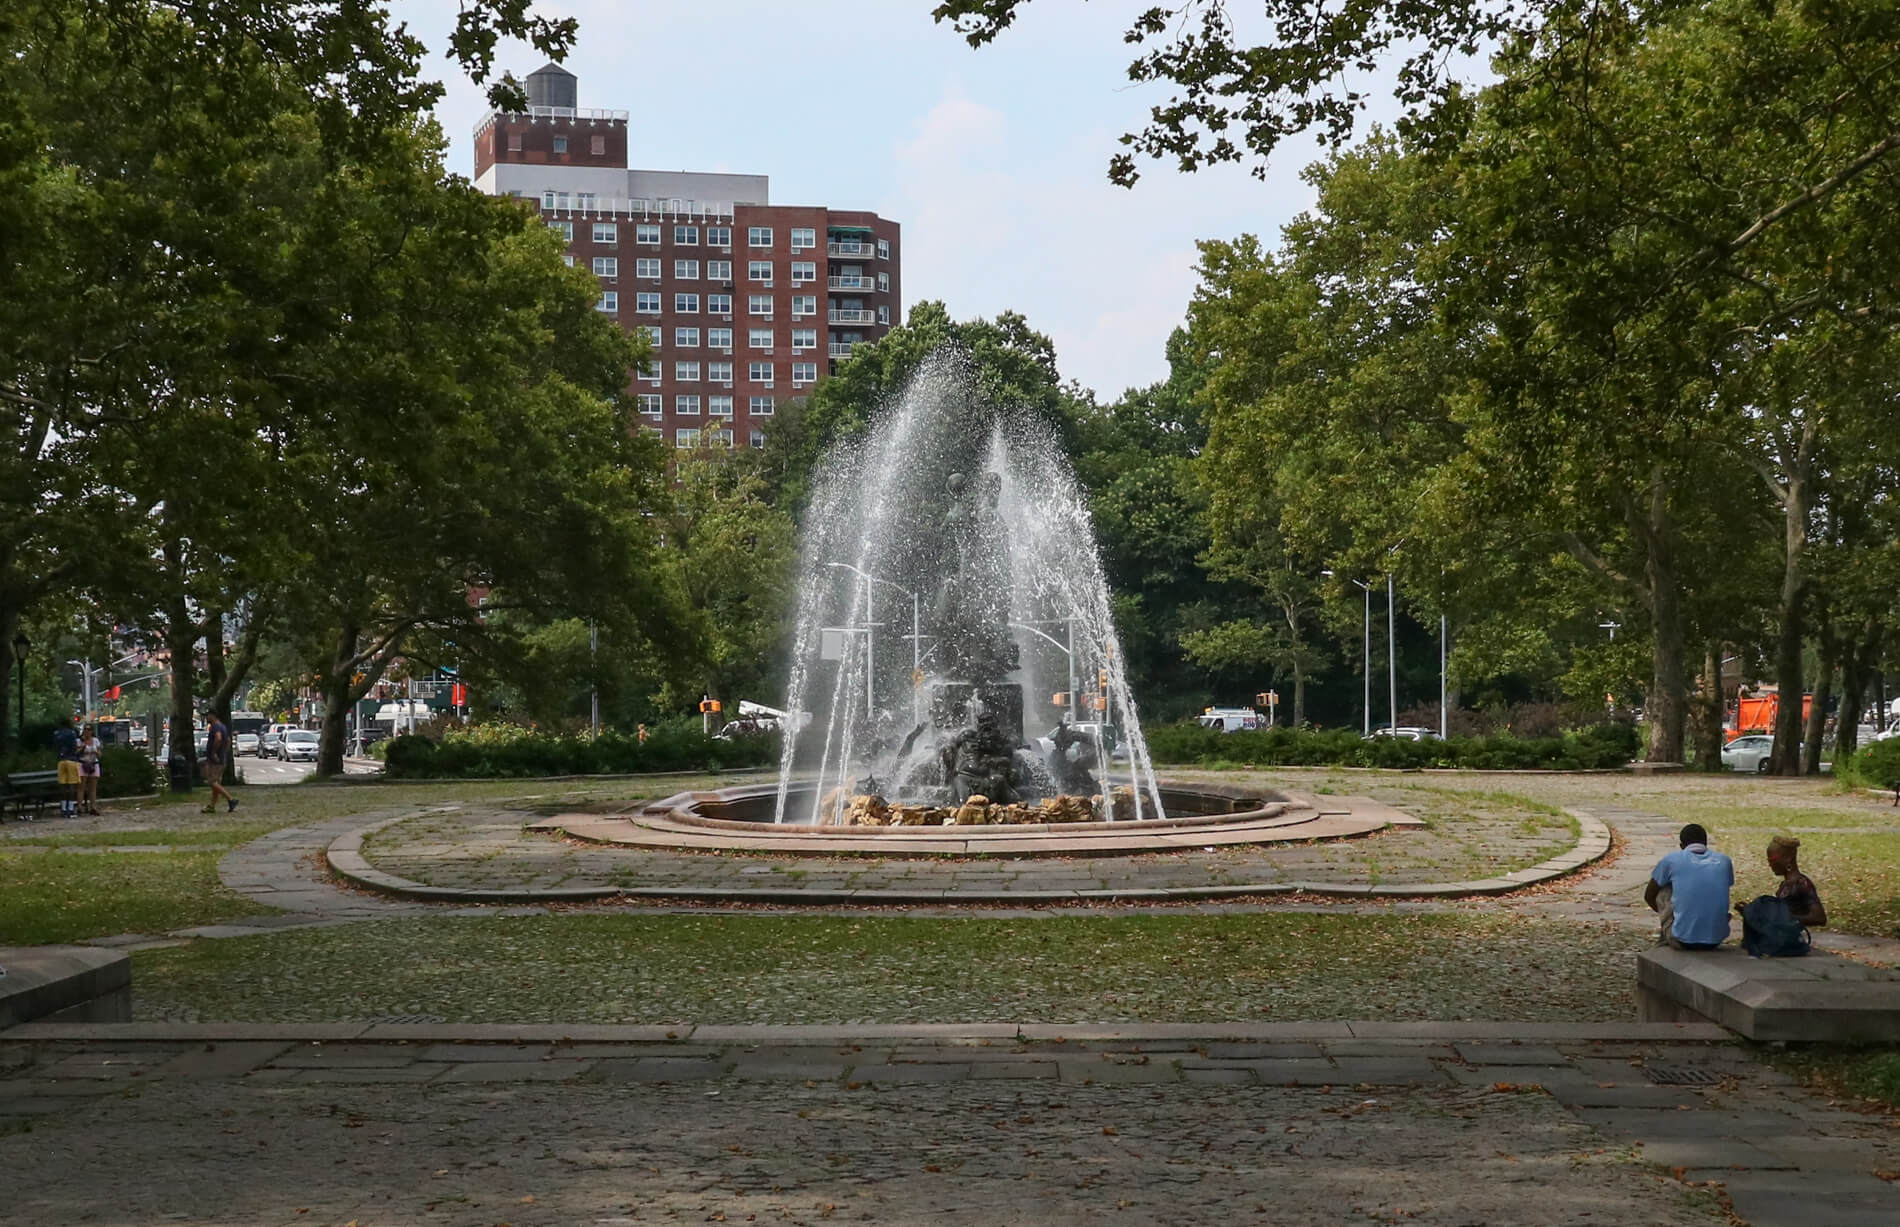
(1637, 945, 1900, 1042)
(0, 769, 62, 822)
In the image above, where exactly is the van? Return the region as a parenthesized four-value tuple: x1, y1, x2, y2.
(1197, 707, 1264, 733)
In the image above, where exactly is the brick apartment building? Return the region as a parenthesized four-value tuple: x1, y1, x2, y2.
(473, 64, 901, 449)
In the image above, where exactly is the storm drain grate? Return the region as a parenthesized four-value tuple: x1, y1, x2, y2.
(1642, 1064, 1725, 1086)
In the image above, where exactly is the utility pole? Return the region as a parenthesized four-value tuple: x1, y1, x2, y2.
(1387, 572, 1398, 734)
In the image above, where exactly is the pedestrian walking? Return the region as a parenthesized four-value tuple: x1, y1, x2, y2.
(78, 723, 103, 816)
(202, 713, 237, 814)
(52, 715, 82, 818)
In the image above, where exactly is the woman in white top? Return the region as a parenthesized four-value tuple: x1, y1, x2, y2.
(78, 725, 103, 816)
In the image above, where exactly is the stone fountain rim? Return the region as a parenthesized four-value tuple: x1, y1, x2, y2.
(640, 779, 1301, 837)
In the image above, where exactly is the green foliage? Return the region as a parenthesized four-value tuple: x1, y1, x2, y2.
(1842, 739, 1900, 793)
(1143, 721, 1639, 771)
(1, 743, 158, 797)
(380, 720, 778, 779)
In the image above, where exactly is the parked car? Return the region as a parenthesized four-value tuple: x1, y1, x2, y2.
(259, 730, 283, 758)
(1197, 707, 1265, 733)
(234, 732, 260, 756)
(282, 730, 319, 762)
(1721, 734, 1775, 773)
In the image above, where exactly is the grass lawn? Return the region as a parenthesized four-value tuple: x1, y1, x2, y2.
(0, 773, 759, 946)
(130, 911, 1646, 1025)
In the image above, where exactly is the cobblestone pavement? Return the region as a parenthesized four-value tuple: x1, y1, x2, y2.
(9, 1027, 1897, 1226)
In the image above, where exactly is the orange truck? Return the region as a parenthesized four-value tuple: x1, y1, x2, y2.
(1730, 694, 1811, 742)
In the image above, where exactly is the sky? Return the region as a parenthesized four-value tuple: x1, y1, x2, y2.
(387, 1, 1354, 401)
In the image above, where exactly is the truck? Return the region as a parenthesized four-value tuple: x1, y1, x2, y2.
(1730, 694, 1811, 743)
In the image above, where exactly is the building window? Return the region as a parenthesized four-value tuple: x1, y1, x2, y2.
(709, 428, 733, 447)
(640, 325, 663, 347)
(635, 257, 661, 278)
(791, 227, 816, 251)
(707, 293, 732, 314)
(636, 224, 661, 245)
(749, 428, 765, 449)
(708, 327, 733, 349)
(636, 357, 660, 382)
(561, 254, 575, 267)
(707, 260, 732, 281)
(507, 131, 523, 151)
(749, 328, 774, 349)
(747, 226, 773, 247)
(675, 327, 700, 347)
(549, 220, 574, 241)
(750, 396, 775, 416)
(791, 261, 817, 284)
(748, 295, 773, 317)
(877, 305, 890, 324)
(748, 261, 773, 283)
(676, 428, 700, 448)
(791, 295, 817, 317)
(592, 256, 618, 277)
(596, 291, 618, 314)
(710, 395, 735, 417)
(636, 394, 663, 416)
(590, 134, 606, 155)
(593, 222, 617, 244)
(675, 259, 699, 279)
(708, 361, 733, 383)
(635, 292, 662, 314)
(676, 361, 700, 382)
(748, 362, 775, 386)
(707, 226, 732, 247)
(676, 396, 701, 417)
(576, 192, 596, 210)
(878, 272, 890, 291)
(792, 328, 817, 350)
(792, 361, 817, 386)
(674, 293, 700, 313)
(877, 238, 891, 260)
(674, 225, 698, 245)
(552, 135, 568, 153)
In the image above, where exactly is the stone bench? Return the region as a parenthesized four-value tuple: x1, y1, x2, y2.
(0, 946, 131, 1029)
(1637, 945, 1900, 1042)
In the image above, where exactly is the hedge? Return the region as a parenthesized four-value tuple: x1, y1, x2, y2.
(380, 720, 780, 779)
(1142, 722, 1640, 771)
(1842, 737, 1900, 794)
(1, 743, 159, 797)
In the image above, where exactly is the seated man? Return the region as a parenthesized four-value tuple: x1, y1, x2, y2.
(1644, 823, 1735, 950)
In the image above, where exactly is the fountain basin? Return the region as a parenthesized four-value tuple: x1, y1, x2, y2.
(532, 781, 1422, 858)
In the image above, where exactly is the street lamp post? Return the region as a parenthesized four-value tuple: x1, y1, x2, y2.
(1323, 573, 1373, 737)
(1387, 572, 1398, 736)
(826, 562, 922, 725)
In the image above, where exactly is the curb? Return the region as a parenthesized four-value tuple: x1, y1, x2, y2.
(1, 1019, 1734, 1044)
(320, 806, 1615, 908)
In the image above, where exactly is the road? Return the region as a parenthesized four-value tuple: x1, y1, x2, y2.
(232, 754, 378, 784)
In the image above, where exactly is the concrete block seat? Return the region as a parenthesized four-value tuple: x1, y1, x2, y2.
(1637, 945, 1900, 1042)
(1, 946, 132, 1029)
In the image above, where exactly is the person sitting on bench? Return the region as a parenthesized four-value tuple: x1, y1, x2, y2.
(1644, 823, 1735, 950)
(1750, 835, 1826, 928)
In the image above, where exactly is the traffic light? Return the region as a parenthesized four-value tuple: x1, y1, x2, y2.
(1097, 669, 1110, 688)
(1051, 691, 1070, 707)
(699, 697, 723, 714)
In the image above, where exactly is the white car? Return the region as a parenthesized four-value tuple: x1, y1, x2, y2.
(282, 730, 320, 762)
(1368, 726, 1441, 742)
(1721, 735, 1775, 773)
(234, 732, 260, 756)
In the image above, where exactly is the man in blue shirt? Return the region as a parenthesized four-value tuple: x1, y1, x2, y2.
(52, 716, 82, 818)
(1644, 823, 1735, 949)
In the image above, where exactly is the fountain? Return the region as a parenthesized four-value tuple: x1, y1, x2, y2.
(772, 352, 1166, 826)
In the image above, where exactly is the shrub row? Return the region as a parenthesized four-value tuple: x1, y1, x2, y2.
(1142, 722, 1641, 771)
(1, 743, 159, 797)
(380, 719, 780, 779)
(1842, 737, 1900, 793)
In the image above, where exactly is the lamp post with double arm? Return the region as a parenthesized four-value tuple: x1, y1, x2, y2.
(1323, 573, 1372, 737)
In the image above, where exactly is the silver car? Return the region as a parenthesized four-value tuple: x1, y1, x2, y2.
(1720, 735, 1775, 773)
(282, 730, 320, 762)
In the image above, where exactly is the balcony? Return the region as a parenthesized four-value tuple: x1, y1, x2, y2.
(828, 275, 877, 291)
(829, 342, 867, 358)
(829, 308, 876, 325)
(827, 240, 876, 258)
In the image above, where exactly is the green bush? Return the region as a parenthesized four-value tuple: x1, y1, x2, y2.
(380, 718, 780, 779)
(1142, 721, 1638, 771)
(1, 742, 159, 797)
(1843, 738, 1900, 793)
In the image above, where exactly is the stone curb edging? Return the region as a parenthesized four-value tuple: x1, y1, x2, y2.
(2, 1019, 1732, 1044)
(321, 806, 1614, 908)
(327, 766, 775, 787)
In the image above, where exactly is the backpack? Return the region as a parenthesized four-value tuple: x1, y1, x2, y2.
(1739, 894, 1811, 958)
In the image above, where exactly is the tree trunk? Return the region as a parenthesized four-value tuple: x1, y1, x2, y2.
(0, 607, 16, 759)
(316, 623, 359, 778)
(1694, 640, 1725, 771)
(163, 589, 201, 787)
(1769, 578, 1808, 777)
(1641, 471, 1688, 763)
(1803, 623, 1835, 775)
(1837, 619, 1882, 759)
(1291, 663, 1305, 729)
